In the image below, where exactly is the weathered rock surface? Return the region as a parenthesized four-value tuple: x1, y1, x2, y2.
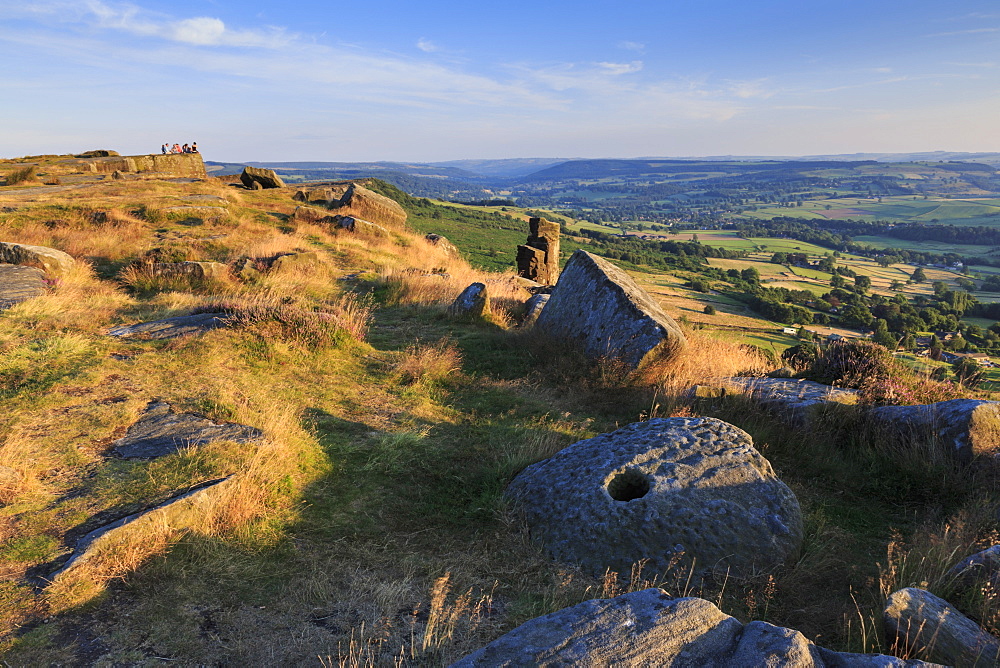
(884, 587, 1000, 667)
(293, 186, 346, 204)
(107, 312, 228, 340)
(425, 233, 459, 256)
(448, 283, 491, 318)
(240, 166, 285, 189)
(520, 293, 549, 327)
(516, 216, 560, 285)
(291, 205, 335, 224)
(0, 264, 46, 308)
(271, 252, 325, 272)
(719, 377, 858, 427)
(0, 241, 76, 279)
(49, 478, 232, 584)
(948, 544, 1000, 593)
(334, 215, 389, 237)
(454, 588, 930, 667)
(329, 183, 407, 227)
(150, 261, 229, 281)
(112, 400, 263, 459)
(534, 250, 686, 370)
(507, 417, 802, 579)
(870, 399, 1000, 462)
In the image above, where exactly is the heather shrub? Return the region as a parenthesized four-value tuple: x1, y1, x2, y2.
(809, 339, 892, 389)
(781, 343, 820, 372)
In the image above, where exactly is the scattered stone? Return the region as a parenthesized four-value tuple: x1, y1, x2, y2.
(328, 183, 407, 227)
(240, 166, 284, 189)
(107, 312, 228, 340)
(150, 261, 228, 281)
(234, 258, 263, 282)
(249, 180, 264, 190)
(448, 283, 491, 318)
(948, 544, 1000, 593)
(0, 264, 47, 309)
(516, 216, 560, 285)
(334, 215, 390, 237)
(49, 477, 232, 584)
(719, 377, 858, 427)
(425, 233, 459, 256)
(520, 293, 549, 327)
(271, 252, 324, 272)
(291, 205, 335, 224)
(0, 241, 76, 279)
(112, 400, 263, 459)
(870, 399, 1000, 462)
(292, 186, 338, 204)
(534, 250, 686, 370)
(511, 275, 545, 292)
(507, 417, 802, 580)
(454, 588, 929, 667)
(884, 587, 1000, 667)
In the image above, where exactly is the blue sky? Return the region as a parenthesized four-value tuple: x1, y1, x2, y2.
(2, 1, 999, 162)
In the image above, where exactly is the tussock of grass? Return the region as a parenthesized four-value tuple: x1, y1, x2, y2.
(3, 166, 37, 186)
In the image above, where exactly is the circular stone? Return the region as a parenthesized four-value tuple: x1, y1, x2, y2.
(506, 417, 803, 579)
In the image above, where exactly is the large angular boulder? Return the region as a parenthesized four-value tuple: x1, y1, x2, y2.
(329, 183, 407, 227)
(507, 417, 802, 580)
(112, 400, 264, 459)
(520, 293, 549, 327)
(0, 264, 47, 309)
(534, 250, 686, 370)
(0, 242, 76, 279)
(454, 588, 931, 667)
(448, 283, 490, 318)
(870, 399, 1000, 462)
(884, 587, 1000, 667)
(240, 166, 284, 189)
(334, 215, 390, 237)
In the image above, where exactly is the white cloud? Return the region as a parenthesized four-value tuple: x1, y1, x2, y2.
(727, 78, 774, 99)
(618, 41, 645, 52)
(596, 61, 643, 75)
(416, 38, 439, 53)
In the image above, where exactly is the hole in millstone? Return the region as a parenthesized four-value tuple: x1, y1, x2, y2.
(607, 469, 651, 502)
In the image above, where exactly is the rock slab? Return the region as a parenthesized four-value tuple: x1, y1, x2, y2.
(870, 399, 1000, 462)
(108, 312, 228, 340)
(507, 417, 803, 579)
(0, 264, 46, 308)
(449, 283, 490, 317)
(112, 400, 264, 459)
(949, 544, 1000, 592)
(454, 588, 931, 667)
(151, 261, 228, 281)
(718, 377, 858, 426)
(534, 250, 686, 370)
(0, 241, 75, 279)
(884, 587, 1000, 667)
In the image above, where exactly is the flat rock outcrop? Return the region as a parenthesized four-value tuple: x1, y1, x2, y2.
(449, 283, 490, 318)
(516, 216, 560, 285)
(870, 399, 1000, 462)
(150, 261, 228, 281)
(0, 264, 47, 308)
(454, 588, 930, 667)
(534, 250, 686, 370)
(0, 241, 75, 279)
(507, 417, 802, 580)
(112, 400, 264, 459)
(884, 587, 1000, 667)
(240, 166, 285, 189)
(714, 377, 859, 427)
(108, 312, 228, 340)
(49, 478, 231, 586)
(329, 183, 407, 227)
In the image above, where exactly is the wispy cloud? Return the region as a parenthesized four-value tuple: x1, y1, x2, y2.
(416, 38, 439, 53)
(928, 27, 999, 37)
(618, 40, 645, 52)
(596, 61, 643, 75)
(727, 78, 774, 99)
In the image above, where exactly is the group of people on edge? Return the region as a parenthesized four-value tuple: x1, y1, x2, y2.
(161, 142, 198, 154)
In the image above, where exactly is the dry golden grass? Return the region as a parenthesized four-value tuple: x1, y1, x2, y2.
(393, 338, 462, 386)
(6, 260, 129, 332)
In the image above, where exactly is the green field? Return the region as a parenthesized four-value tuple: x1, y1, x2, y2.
(743, 196, 1000, 226)
(854, 235, 998, 258)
